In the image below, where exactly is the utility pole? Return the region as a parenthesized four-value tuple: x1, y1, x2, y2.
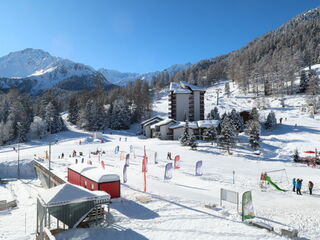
(48, 142, 51, 188)
(216, 88, 222, 105)
(17, 143, 20, 179)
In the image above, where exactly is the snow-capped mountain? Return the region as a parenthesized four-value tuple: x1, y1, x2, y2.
(99, 63, 192, 86)
(0, 48, 112, 93)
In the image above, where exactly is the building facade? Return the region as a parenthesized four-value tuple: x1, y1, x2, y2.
(168, 81, 205, 121)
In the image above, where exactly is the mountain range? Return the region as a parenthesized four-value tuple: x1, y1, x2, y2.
(0, 48, 191, 93)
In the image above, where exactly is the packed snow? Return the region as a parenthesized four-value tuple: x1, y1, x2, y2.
(1, 81, 320, 239)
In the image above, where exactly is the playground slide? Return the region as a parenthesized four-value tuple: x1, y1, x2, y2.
(265, 176, 286, 192)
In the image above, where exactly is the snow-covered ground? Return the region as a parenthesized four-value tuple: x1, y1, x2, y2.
(1, 81, 320, 239)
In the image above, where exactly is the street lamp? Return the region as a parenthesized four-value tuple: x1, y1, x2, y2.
(48, 117, 53, 189)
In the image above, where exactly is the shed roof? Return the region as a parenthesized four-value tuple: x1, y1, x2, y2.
(141, 116, 163, 126)
(150, 118, 177, 129)
(68, 164, 96, 174)
(38, 183, 109, 207)
(82, 168, 120, 183)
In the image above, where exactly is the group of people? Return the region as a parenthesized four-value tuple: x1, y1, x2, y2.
(293, 178, 314, 195)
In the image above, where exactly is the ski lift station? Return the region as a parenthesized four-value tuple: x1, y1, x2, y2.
(67, 164, 121, 198)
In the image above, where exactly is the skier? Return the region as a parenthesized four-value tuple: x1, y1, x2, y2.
(81, 158, 84, 163)
(296, 179, 302, 195)
(167, 152, 172, 160)
(308, 181, 314, 195)
(61, 153, 64, 159)
(292, 178, 296, 192)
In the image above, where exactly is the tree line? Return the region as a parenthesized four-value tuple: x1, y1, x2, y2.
(67, 79, 152, 131)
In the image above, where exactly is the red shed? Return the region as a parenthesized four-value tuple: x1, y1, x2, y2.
(67, 164, 121, 198)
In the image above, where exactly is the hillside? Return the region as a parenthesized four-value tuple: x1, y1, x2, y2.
(169, 6, 320, 93)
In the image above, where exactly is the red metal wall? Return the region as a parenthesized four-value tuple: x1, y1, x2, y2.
(68, 169, 81, 185)
(80, 176, 98, 191)
(67, 168, 120, 198)
(99, 181, 121, 198)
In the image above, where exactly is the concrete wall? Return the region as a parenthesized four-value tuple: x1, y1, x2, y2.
(176, 93, 190, 121)
(193, 91, 200, 121)
(144, 126, 152, 138)
(159, 123, 174, 140)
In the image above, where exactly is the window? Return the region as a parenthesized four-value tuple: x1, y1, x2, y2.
(84, 180, 87, 188)
(91, 184, 94, 190)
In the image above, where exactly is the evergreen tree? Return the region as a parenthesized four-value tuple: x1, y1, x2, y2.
(299, 70, 308, 93)
(306, 70, 319, 95)
(179, 120, 197, 147)
(292, 148, 300, 162)
(245, 120, 261, 150)
(230, 108, 244, 132)
(208, 107, 220, 120)
(265, 111, 277, 130)
(217, 117, 238, 154)
(68, 96, 79, 125)
(249, 107, 259, 122)
(110, 98, 131, 130)
(30, 116, 47, 139)
(203, 126, 218, 145)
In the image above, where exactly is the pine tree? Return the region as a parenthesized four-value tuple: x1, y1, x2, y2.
(68, 96, 79, 125)
(299, 70, 308, 93)
(203, 126, 218, 144)
(230, 108, 244, 132)
(217, 117, 238, 154)
(249, 107, 259, 122)
(265, 111, 277, 130)
(245, 120, 261, 150)
(30, 116, 47, 139)
(306, 70, 319, 95)
(179, 120, 191, 146)
(110, 98, 131, 130)
(292, 148, 300, 162)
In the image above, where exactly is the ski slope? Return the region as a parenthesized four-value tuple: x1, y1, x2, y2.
(1, 81, 320, 239)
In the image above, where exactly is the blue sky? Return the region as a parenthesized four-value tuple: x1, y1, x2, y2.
(0, 0, 318, 73)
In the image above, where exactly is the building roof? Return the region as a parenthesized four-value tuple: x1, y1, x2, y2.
(82, 168, 120, 183)
(169, 82, 191, 94)
(141, 116, 163, 126)
(150, 118, 177, 129)
(180, 81, 206, 91)
(38, 183, 110, 207)
(197, 120, 220, 128)
(169, 121, 199, 129)
(68, 164, 96, 174)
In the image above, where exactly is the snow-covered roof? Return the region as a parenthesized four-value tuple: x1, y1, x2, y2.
(38, 183, 110, 207)
(180, 81, 206, 91)
(197, 120, 220, 128)
(169, 121, 198, 129)
(141, 116, 163, 126)
(169, 82, 191, 94)
(68, 164, 96, 174)
(82, 168, 120, 183)
(150, 118, 177, 129)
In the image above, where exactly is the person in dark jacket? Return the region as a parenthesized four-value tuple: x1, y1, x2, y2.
(292, 178, 296, 192)
(308, 181, 314, 195)
(296, 179, 302, 195)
